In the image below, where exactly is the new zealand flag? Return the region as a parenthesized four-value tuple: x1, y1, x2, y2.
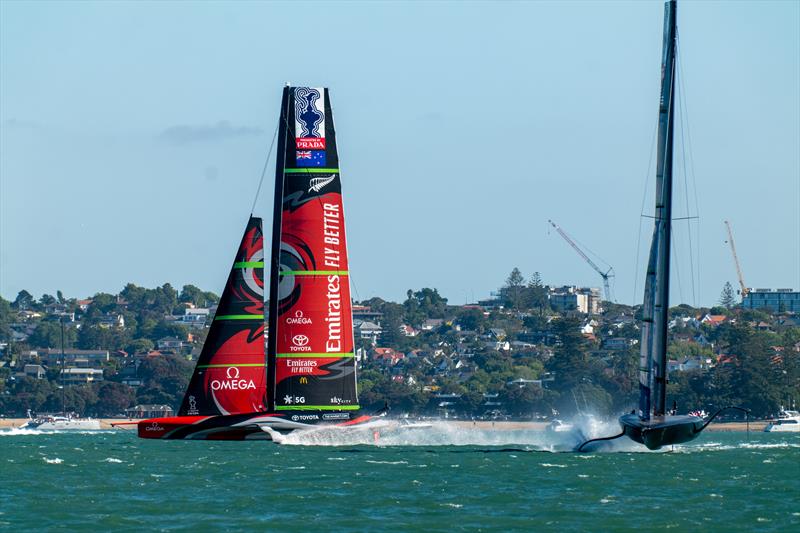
(296, 150, 326, 167)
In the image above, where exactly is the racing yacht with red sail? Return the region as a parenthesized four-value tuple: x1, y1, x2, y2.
(137, 86, 372, 440)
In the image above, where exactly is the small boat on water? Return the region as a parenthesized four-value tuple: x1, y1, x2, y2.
(20, 412, 101, 431)
(764, 409, 800, 433)
(546, 419, 574, 433)
(137, 86, 376, 440)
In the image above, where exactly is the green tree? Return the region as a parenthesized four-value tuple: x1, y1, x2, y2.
(528, 272, 548, 314)
(0, 297, 13, 342)
(12, 290, 33, 310)
(28, 321, 77, 349)
(126, 338, 155, 354)
(719, 282, 737, 309)
(95, 382, 136, 415)
(546, 317, 590, 392)
(456, 308, 485, 332)
(502, 267, 526, 310)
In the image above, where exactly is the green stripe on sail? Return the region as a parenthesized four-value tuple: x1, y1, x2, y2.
(283, 270, 348, 276)
(214, 314, 264, 320)
(233, 261, 264, 268)
(275, 405, 360, 411)
(277, 353, 355, 358)
(197, 363, 266, 368)
(284, 168, 339, 174)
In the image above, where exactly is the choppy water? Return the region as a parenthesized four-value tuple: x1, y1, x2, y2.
(1, 424, 798, 531)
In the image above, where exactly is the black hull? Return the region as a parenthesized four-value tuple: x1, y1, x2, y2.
(619, 413, 704, 450)
(138, 411, 373, 440)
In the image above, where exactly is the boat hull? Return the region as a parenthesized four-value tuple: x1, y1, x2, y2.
(22, 417, 102, 431)
(137, 411, 373, 440)
(764, 422, 800, 433)
(619, 414, 704, 450)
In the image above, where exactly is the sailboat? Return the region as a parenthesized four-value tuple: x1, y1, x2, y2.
(21, 317, 102, 431)
(136, 86, 375, 440)
(615, 0, 706, 450)
(578, 0, 746, 451)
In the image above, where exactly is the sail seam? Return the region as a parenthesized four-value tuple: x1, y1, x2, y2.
(283, 270, 348, 276)
(284, 168, 339, 173)
(233, 261, 264, 268)
(197, 364, 267, 368)
(275, 405, 360, 411)
(277, 353, 354, 358)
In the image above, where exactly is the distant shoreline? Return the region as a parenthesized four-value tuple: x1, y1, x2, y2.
(0, 418, 767, 432)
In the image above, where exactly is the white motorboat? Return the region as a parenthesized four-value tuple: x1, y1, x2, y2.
(546, 419, 574, 433)
(20, 413, 102, 431)
(764, 409, 800, 433)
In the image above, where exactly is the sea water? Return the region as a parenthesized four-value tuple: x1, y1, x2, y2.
(0, 425, 797, 531)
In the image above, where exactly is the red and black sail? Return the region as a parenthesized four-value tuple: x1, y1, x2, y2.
(266, 86, 359, 412)
(178, 217, 267, 416)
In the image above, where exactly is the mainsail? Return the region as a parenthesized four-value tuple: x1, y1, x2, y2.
(637, 0, 677, 421)
(178, 216, 267, 416)
(266, 86, 359, 413)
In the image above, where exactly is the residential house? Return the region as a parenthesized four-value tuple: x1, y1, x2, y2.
(356, 321, 382, 345)
(372, 347, 404, 366)
(42, 348, 110, 368)
(23, 364, 47, 379)
(506, 378, 542, 388)
(488, 328, 507, 340)
(701, 314, 727, 327)
(352, 305, 384, 323)
(400, 324, 419, 337)
(421, 319, 444, 331)
(125, 405, 174, 418)
(98, 313, 125, 329)
(61, 367, 104, 385)
(602, 337, 636, 350)
(157, 337, 186, 351)
(176, 307, 210, 328)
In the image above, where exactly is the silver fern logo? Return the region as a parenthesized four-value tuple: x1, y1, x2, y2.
(308, 174, 336, 193)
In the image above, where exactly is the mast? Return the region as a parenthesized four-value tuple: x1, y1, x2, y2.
(639, 0, 677, 420)
(652, 0, 677, 417)
(60, 316, 66, 415)
(266, 87, 290, 412)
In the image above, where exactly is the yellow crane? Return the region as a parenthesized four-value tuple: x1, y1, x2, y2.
(724, 220, 749, 298)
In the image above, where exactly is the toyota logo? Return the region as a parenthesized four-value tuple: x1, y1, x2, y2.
(292, 335, 309, 347)
(226, 367, 240, 379)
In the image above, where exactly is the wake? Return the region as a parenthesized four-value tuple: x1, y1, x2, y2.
(261, 417, 644, 451)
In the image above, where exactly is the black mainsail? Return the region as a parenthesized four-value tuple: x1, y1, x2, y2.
(616, 0, 706, 450)
(577, 0, 711, 451)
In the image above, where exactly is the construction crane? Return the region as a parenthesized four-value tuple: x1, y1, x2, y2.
(548, 219, 615, 302)
(724, 220, 750, 298)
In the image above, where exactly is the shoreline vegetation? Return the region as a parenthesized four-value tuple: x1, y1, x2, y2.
(1, 276, 797, 421)
(0, 418, 768, 433)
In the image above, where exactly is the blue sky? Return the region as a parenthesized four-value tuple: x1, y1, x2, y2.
(1, 0, 798, 307)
